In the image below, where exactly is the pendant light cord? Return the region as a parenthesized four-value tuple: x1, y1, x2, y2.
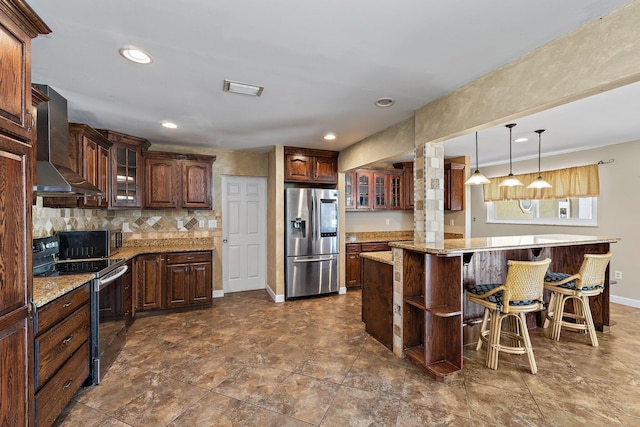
(475, 132, 479, 171)
(506, 123, 516, 175)
(535, 129, 545, 176)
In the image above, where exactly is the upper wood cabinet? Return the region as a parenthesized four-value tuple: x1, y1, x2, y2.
(284, 147, 338, 184)
(97, 129, 150, 209)
(0, 4, 48, 142)
(68, 123, 112, 208)
(372, 172, 388, 209)
(394, 162, 414, 210)
(344, 171, 356, 210)
(143, 151, 215, 210)
(444, 162, 465, 211)
(355, 170, 372, 209)
(388, 171, 404, 210)
(347, 167, 411, 211)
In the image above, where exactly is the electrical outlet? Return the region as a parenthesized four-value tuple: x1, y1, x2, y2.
(449, 219, 455, 226)
(177, 220, 183, 228)
(209, 220, 217, 228)
(614, 271, 622, 280)
(199, 220, 205, 228)
(385, 218, 390, 225)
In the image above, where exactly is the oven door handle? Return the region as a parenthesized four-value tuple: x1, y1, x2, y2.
(95, 264, 129, 292)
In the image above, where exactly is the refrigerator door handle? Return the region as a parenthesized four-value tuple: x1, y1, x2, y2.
(292, 256, 336, 263)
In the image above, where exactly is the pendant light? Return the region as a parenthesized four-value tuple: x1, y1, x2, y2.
(527, 129, 552, 189)
(498, 123, 523, 187)
(465, 132, 491, 185)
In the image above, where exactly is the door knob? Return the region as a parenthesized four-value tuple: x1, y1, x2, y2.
(223, 239, 228, 243)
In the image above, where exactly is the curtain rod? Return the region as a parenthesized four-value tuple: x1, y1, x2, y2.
(597, 159, 614, 165)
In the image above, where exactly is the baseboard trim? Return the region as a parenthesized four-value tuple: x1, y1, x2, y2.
(339, 287, 347, 295)
(266, 285, 285, 303)
(212, 290, 224, 298)
(611, 294, 640, 308)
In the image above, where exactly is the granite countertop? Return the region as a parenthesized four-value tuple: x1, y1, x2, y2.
(360, 251, 393, 265)
(33, 238, 216, 308)
(346, 231, 413, 244)
(389, 234, 619, 255)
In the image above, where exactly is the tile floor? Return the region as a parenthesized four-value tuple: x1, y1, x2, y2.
(56, 290, 640, 426)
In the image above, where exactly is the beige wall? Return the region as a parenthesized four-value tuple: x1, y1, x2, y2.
(338, 117, 415, 172)
(415, 1, 640, 146)
(345, 211, 413, 233)
(469, 140, 640, 303)
(266, 146, 285, 299)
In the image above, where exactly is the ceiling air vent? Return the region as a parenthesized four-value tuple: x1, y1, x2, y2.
(223, 79, 264, 96)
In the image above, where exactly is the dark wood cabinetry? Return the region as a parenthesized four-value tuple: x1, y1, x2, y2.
(136, 251, 212, 312)
(389, 171, 404, 210)
(394, 162, 414, 210)
(284, 147, 338, 184)
(165, 252, 212, 308)
(362, 257, 393, 350)
(69, 123, 112, 208)
(444, 162, 465, 211)
(33, 284, 90, 427)
(0, 4, 49, 425)
(344, 171, 356, 210)
(355, 171, 372, 209)
(143, 151, 214, 209)
(98, 129, 150, 209)
(348, 167, 412, 211)
(345, 242, 391, 288)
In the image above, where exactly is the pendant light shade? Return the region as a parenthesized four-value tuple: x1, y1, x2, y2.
(499, 123, 523, 187)
(527, 129, 552, 189)
(465, 132, 491, 185)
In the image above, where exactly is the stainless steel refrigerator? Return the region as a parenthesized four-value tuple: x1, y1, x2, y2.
(285, 188, 339, 298)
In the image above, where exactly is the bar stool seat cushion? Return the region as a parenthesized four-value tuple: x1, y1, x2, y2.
(467, 284, 536, 308)
(544, 272, 602, 291)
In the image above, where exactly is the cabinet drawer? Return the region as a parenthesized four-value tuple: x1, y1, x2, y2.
(35, 284, 90, 335)
(35, 304, 89, 390)
(346, 243, 361, 253)
(165, 251, 211, 264)
(35, 342, 90, 427)
(361, 242, 390, 252)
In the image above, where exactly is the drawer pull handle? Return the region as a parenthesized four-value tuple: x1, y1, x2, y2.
(62, 335, 73, 345)
(63, 301, 73, 308)
(187, 257, 194, 260)
(63, 379, 74, 389)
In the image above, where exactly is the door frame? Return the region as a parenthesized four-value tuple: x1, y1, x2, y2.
(221, 175, 267, 294)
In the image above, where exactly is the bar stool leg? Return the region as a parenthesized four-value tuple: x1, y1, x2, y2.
(552, 295, 566, 341)
(519, 312, 537, 374)
(544, 292, 556, 329)
(487, 310, 502, 370)
(581, 295, 599, 347)
(476, 308, 490, 351)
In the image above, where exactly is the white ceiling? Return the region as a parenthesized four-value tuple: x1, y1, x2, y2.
(29, 0, 632, 161)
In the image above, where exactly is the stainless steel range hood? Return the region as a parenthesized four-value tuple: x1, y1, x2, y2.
(33, 84, 102, 197)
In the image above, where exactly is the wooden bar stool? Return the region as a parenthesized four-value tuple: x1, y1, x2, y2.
(543, 253, 611, 347)
(467, 258, 551, 374)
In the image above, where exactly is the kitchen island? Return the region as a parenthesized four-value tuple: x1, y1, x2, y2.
(388, 234, 619, 382)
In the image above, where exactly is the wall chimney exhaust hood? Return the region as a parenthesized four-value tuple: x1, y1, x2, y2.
(33, 84, 103, 197)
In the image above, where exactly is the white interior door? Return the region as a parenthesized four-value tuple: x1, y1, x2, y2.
(222, 176, 267, 293)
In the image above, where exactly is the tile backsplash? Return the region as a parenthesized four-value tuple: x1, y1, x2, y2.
(32, 197, 221, 239)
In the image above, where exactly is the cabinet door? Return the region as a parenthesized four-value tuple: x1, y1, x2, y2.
(97, 145, 110, 208)
(344, 172, 356, 210)
(373, 173, 388, 209)
(182, 160, 212, 209)
(165, 263, 189, 308)
(389, 173, 404, 210)
(445, 163, 464, 211)
(190, 261, 212, 305)
(346, 252, 361, 288)
(356, 171, 372, 209)
(404, 168, 414, 210)
(0, 18, 32, 140)
(0, 136, 31, 426)
(80, 136, 99, 208)
(312, 156, 337, 183)
(145, 157, 179, 208)
(135, 254, 164, 310)
(111, 144, 142, 208)
(284, 154, 312, 182)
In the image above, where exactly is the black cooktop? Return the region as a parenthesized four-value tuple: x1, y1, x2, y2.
(34, 258, 126, 277)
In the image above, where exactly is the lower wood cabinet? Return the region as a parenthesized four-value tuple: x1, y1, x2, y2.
(34, 284, 91, 427)
(345, 242, 391, 289)
(361, 257, 393, 350)
(135, 251, 212, 312)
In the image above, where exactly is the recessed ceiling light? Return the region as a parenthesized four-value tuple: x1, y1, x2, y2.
(223, 79, 264, 96)
(514, 137, 528, 143)
(119, 47, 152, 64)
(162, 122, 177, 129)
(375, 97, 395, 108)
(324, 133, 336, 141)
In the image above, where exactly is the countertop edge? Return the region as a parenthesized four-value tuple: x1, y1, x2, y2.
(360, 251, 393, 265)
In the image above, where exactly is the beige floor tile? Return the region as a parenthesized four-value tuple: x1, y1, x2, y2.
(536, 401, 623, 426)
(465, 381, 546, 426)
(320, 385, 399, 427)
(243, 407, 316, 426)
(259, 373, 340, 424)
(395, 402, 475, 427)
(166, 391, 257, 426)
(401, 369, 470, 418)
(214, 365, 290, 404)
(53, 401, 111, 427)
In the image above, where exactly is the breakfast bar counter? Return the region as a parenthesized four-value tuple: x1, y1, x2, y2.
(388, 234, 619, 382)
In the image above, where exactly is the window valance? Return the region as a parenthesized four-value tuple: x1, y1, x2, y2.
(483, 164, 600, 202)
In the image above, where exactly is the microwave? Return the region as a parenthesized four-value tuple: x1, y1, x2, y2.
(57, 230, 123, 259)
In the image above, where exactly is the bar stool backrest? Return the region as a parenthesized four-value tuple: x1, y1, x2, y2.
(504, 258, 552, 306)
(577, 253, 612, 290)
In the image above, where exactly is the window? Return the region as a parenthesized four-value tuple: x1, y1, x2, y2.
(487, 197, 597, 226)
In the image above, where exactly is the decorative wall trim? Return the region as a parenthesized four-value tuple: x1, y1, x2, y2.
(212, 290, 224, 298)
(611, 294, 640, 308)
(266, 284, 285, 303)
